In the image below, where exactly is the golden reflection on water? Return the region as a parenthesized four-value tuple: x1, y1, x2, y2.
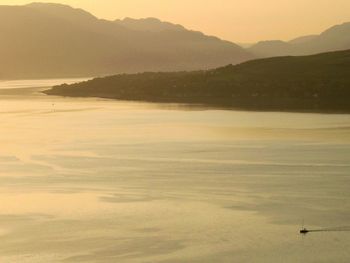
(0, 82, 350, 262)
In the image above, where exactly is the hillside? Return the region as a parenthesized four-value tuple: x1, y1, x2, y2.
(249, 22, 350, 58)
(0, 3, 253, 79)
(44, 49, 350, 112)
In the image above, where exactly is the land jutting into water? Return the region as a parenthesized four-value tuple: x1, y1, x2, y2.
(44, 49, 350, 113)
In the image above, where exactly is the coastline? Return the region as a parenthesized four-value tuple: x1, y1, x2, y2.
(42, 91, 350, 114)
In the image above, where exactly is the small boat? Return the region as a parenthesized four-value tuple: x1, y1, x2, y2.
(300, 228, 309, 234)
(299, 225, 350, 234)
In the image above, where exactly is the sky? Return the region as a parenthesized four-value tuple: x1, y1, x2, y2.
(2, 0, 350, 43)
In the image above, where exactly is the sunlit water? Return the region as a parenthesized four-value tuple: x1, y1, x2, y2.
(0, 79, 350, 262)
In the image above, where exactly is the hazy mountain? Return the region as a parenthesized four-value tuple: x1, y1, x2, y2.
(288, 35, 317, 44)
(0, 3, 253, 79)
(237, 43, 255, 48)
(114, 17, 186, 32)
(249, 22, 350, 57)
(247, 40, 298, 58)
(45, 49, 350, 113)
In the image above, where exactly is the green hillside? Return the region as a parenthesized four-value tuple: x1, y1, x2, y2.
(45, 50, 350, 112)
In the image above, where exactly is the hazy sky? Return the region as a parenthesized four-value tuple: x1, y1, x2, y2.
(3, 0, 350, 42)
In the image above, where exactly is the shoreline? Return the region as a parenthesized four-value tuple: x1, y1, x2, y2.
(42, 91, 350, 115)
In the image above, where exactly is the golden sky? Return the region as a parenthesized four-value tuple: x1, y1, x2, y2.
(3, 0, 350, 42)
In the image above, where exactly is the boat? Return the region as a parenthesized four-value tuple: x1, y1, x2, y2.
(300, 228, 309, 234)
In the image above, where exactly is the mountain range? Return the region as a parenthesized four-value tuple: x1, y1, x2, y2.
(1, 2, 350, 79)
(0, 3, 253, 79)
(248, 22, 350, 57)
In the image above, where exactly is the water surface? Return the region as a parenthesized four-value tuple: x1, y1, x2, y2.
(0, 79, 350, 262)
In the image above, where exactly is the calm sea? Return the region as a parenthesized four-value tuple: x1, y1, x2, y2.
(0, 79, 349, 262)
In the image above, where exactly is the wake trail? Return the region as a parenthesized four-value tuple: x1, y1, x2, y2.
(308, 226, 350, 232)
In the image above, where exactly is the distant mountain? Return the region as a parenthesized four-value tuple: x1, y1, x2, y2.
(45, 49, 350, 113)
(288, 35, 317, 44)
(237, 43, 255, 48)
(249, 22, 350, 57)
(248, 40, 298, 58)
(114, 17, 186, 32)
(0, 3, 253, 79)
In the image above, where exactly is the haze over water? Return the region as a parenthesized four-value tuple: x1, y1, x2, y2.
(1, 79, 350, 262)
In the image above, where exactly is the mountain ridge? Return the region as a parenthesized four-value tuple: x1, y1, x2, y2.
(249, 22, 350, 57)
(114, 17, 186, 32)
(0, 3, 253, 79)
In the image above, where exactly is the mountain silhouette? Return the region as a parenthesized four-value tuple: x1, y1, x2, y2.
(288, 35, 317, 44)
(249, 22, 350, 57)
(0, 3, 253, 79)
(114, 17, 186, 32)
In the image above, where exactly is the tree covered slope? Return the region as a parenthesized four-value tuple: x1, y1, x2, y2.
(45, 50, 350, 112)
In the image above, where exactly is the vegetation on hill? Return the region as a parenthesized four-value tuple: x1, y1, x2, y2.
(45, 50, 350, 112)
